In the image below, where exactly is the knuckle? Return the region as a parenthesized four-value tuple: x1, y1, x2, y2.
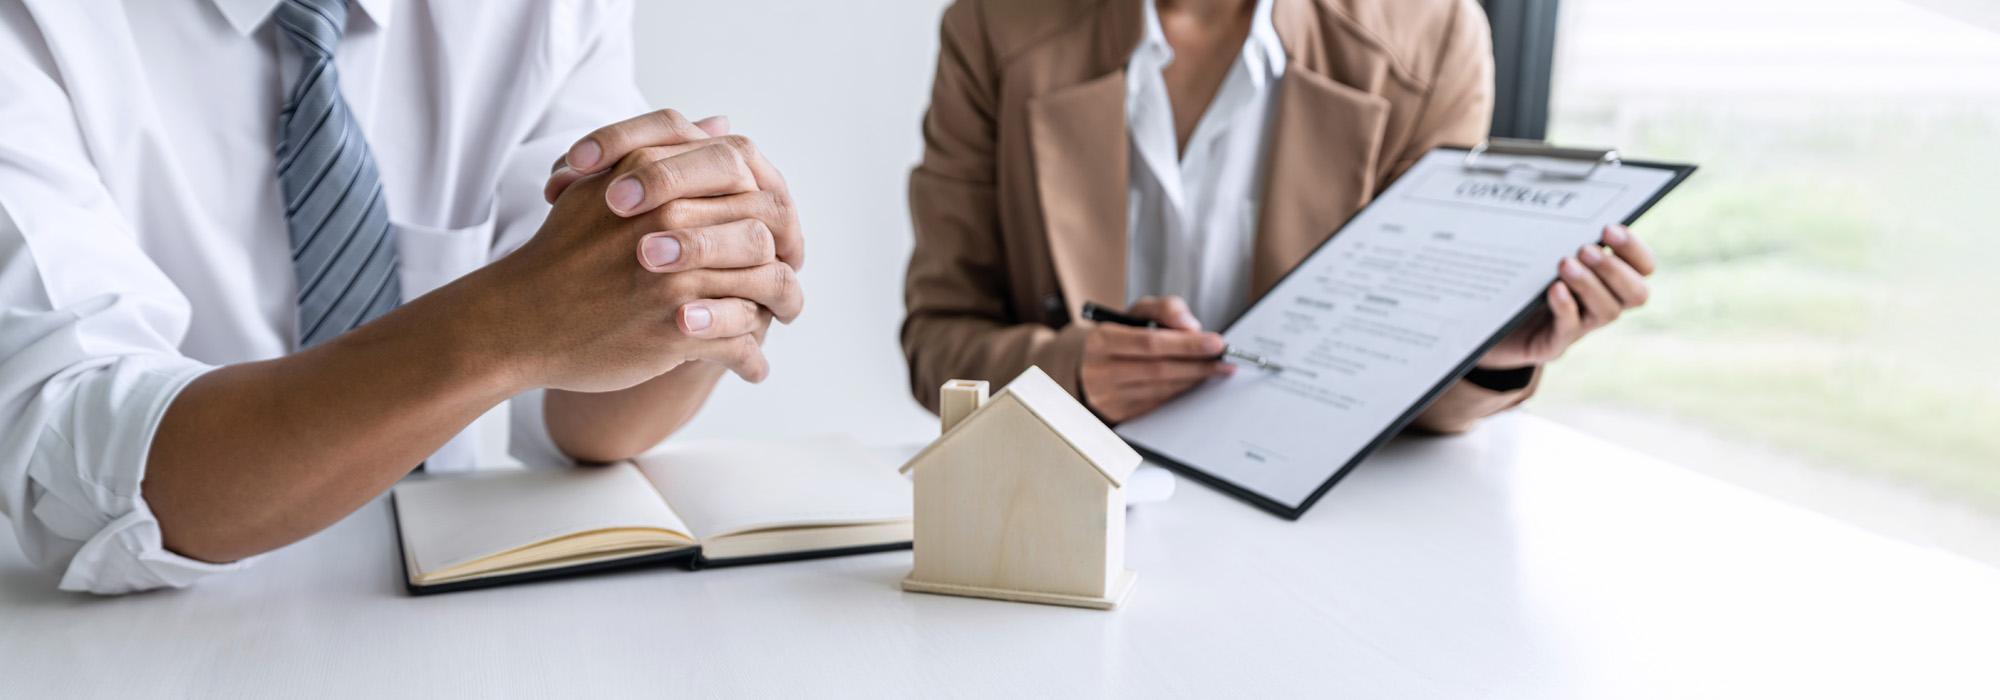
(596, 122, 632, 149)
(702, 143, 755, 186)
(729, 152, 756, 187)
(748, 220, 777, 260)
(634, 146, 672, 163)
(647, 161, 687, 198)
(770, 260, 798, 289)
(694, 141, 732, 163)
(719, 134, 757, 159)
(675, 229, 708, 264)
(763, 193, 796, 225)
(770, 264, 801, 308)
(701, 301, 735, 332)
(731, 298, 761, 325)
(1101, 326, 1131, 353)
(732, 335, 762, 363)
(1085, 333, 1107, 356)
(659, 198, 698, 230)
(614, 146, 654, 173)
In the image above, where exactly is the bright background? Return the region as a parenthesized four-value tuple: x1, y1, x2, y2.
(1538, 0, 2000, 564)
(474, 0, 2000, 565)
(622, 0, 958, 446)
(475, 0, 959, 464)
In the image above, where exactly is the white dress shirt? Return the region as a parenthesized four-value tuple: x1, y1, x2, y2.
(0, 0, 648, 594)
(1124, 0, 1286, 330)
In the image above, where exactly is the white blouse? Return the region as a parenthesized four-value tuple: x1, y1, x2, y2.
(1124, 0, 1287, 330)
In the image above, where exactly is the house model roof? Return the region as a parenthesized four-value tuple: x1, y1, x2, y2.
(901, 366, 1143, 487)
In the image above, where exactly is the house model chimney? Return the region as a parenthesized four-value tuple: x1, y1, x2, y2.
(939, 379, 990, 433)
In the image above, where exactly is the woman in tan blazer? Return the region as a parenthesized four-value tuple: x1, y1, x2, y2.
(902, 0, 1658, 430)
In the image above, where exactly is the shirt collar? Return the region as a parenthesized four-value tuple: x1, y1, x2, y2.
(211, 0, 395, 37)
(1130, 0, 1287, 87)
(1243, 0, 1287, 89)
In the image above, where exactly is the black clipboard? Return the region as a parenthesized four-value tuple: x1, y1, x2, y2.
(1117, 141, 1696, 520)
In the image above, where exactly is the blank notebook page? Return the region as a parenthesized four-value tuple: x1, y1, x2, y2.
(633, 434, 912, 541)
(396, 464, 693, 576)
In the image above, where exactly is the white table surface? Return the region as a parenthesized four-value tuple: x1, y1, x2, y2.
(4, 413, 1997, 699)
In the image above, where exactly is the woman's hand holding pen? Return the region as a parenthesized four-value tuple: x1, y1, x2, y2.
(1079, 295, 1234, 423)
(1477, 223, 1657, 371)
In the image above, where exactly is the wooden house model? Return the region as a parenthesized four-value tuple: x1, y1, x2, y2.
(898, 366, 1140, 610)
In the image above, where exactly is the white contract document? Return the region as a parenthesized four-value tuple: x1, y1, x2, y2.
(1116, 145, 1692, 518)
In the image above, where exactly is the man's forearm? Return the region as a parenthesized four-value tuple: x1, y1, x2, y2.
(143, 273, 529, 564)
(138, 118, 800, 566)
(545, 360, 725, 463)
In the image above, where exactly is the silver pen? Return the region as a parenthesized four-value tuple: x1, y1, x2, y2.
(1080, 302, 1286, 373)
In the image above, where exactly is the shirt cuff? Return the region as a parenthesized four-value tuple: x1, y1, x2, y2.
(60, 499, 254, 595)
(43, 361, 258, 594)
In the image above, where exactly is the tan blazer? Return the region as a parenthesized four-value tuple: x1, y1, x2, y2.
(902, 0, 1539, 432)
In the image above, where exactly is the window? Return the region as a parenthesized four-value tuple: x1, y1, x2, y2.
(1535, 0, 2000, 559)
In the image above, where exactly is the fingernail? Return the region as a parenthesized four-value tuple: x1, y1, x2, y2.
(608, 177, 643, 213)
(683, 305, 712, 331)
(567, 139, 601, 170)
(1218, 364, 1238, 377)
(1179, 313, 1201, 330)
(1579, 246, 1603, 265)
(1204, 335, 1225, 354)
(641, 236, 681, 267)
(1561, 258, 1583, 277)
(1604, 225, 1627, 245)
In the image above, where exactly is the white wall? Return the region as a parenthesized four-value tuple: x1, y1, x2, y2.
(473, 0, 958, 465)
(626, 0, 957, 445)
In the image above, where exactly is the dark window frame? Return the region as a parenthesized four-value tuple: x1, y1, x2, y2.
(1480, 0, 1562, 140)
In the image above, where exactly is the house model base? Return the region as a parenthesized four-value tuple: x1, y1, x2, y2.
(902, 570, 1137, 611)
(898, 368, 1144, 612)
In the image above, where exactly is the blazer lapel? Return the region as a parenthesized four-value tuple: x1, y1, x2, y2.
(1029, 71, 1131, 322)
(1250, 66, 1391, 298)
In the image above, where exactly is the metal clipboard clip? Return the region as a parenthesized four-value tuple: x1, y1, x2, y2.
(1463, 138, 1621, 181)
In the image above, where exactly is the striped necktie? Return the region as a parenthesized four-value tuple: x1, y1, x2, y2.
(275, 0, 401, 348)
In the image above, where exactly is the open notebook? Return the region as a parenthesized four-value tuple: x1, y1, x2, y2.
(391, 434, 912, 595)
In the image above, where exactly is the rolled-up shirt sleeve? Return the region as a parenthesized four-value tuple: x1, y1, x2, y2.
(491, 0, 652, 469)
(0, 25, 249, 594)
